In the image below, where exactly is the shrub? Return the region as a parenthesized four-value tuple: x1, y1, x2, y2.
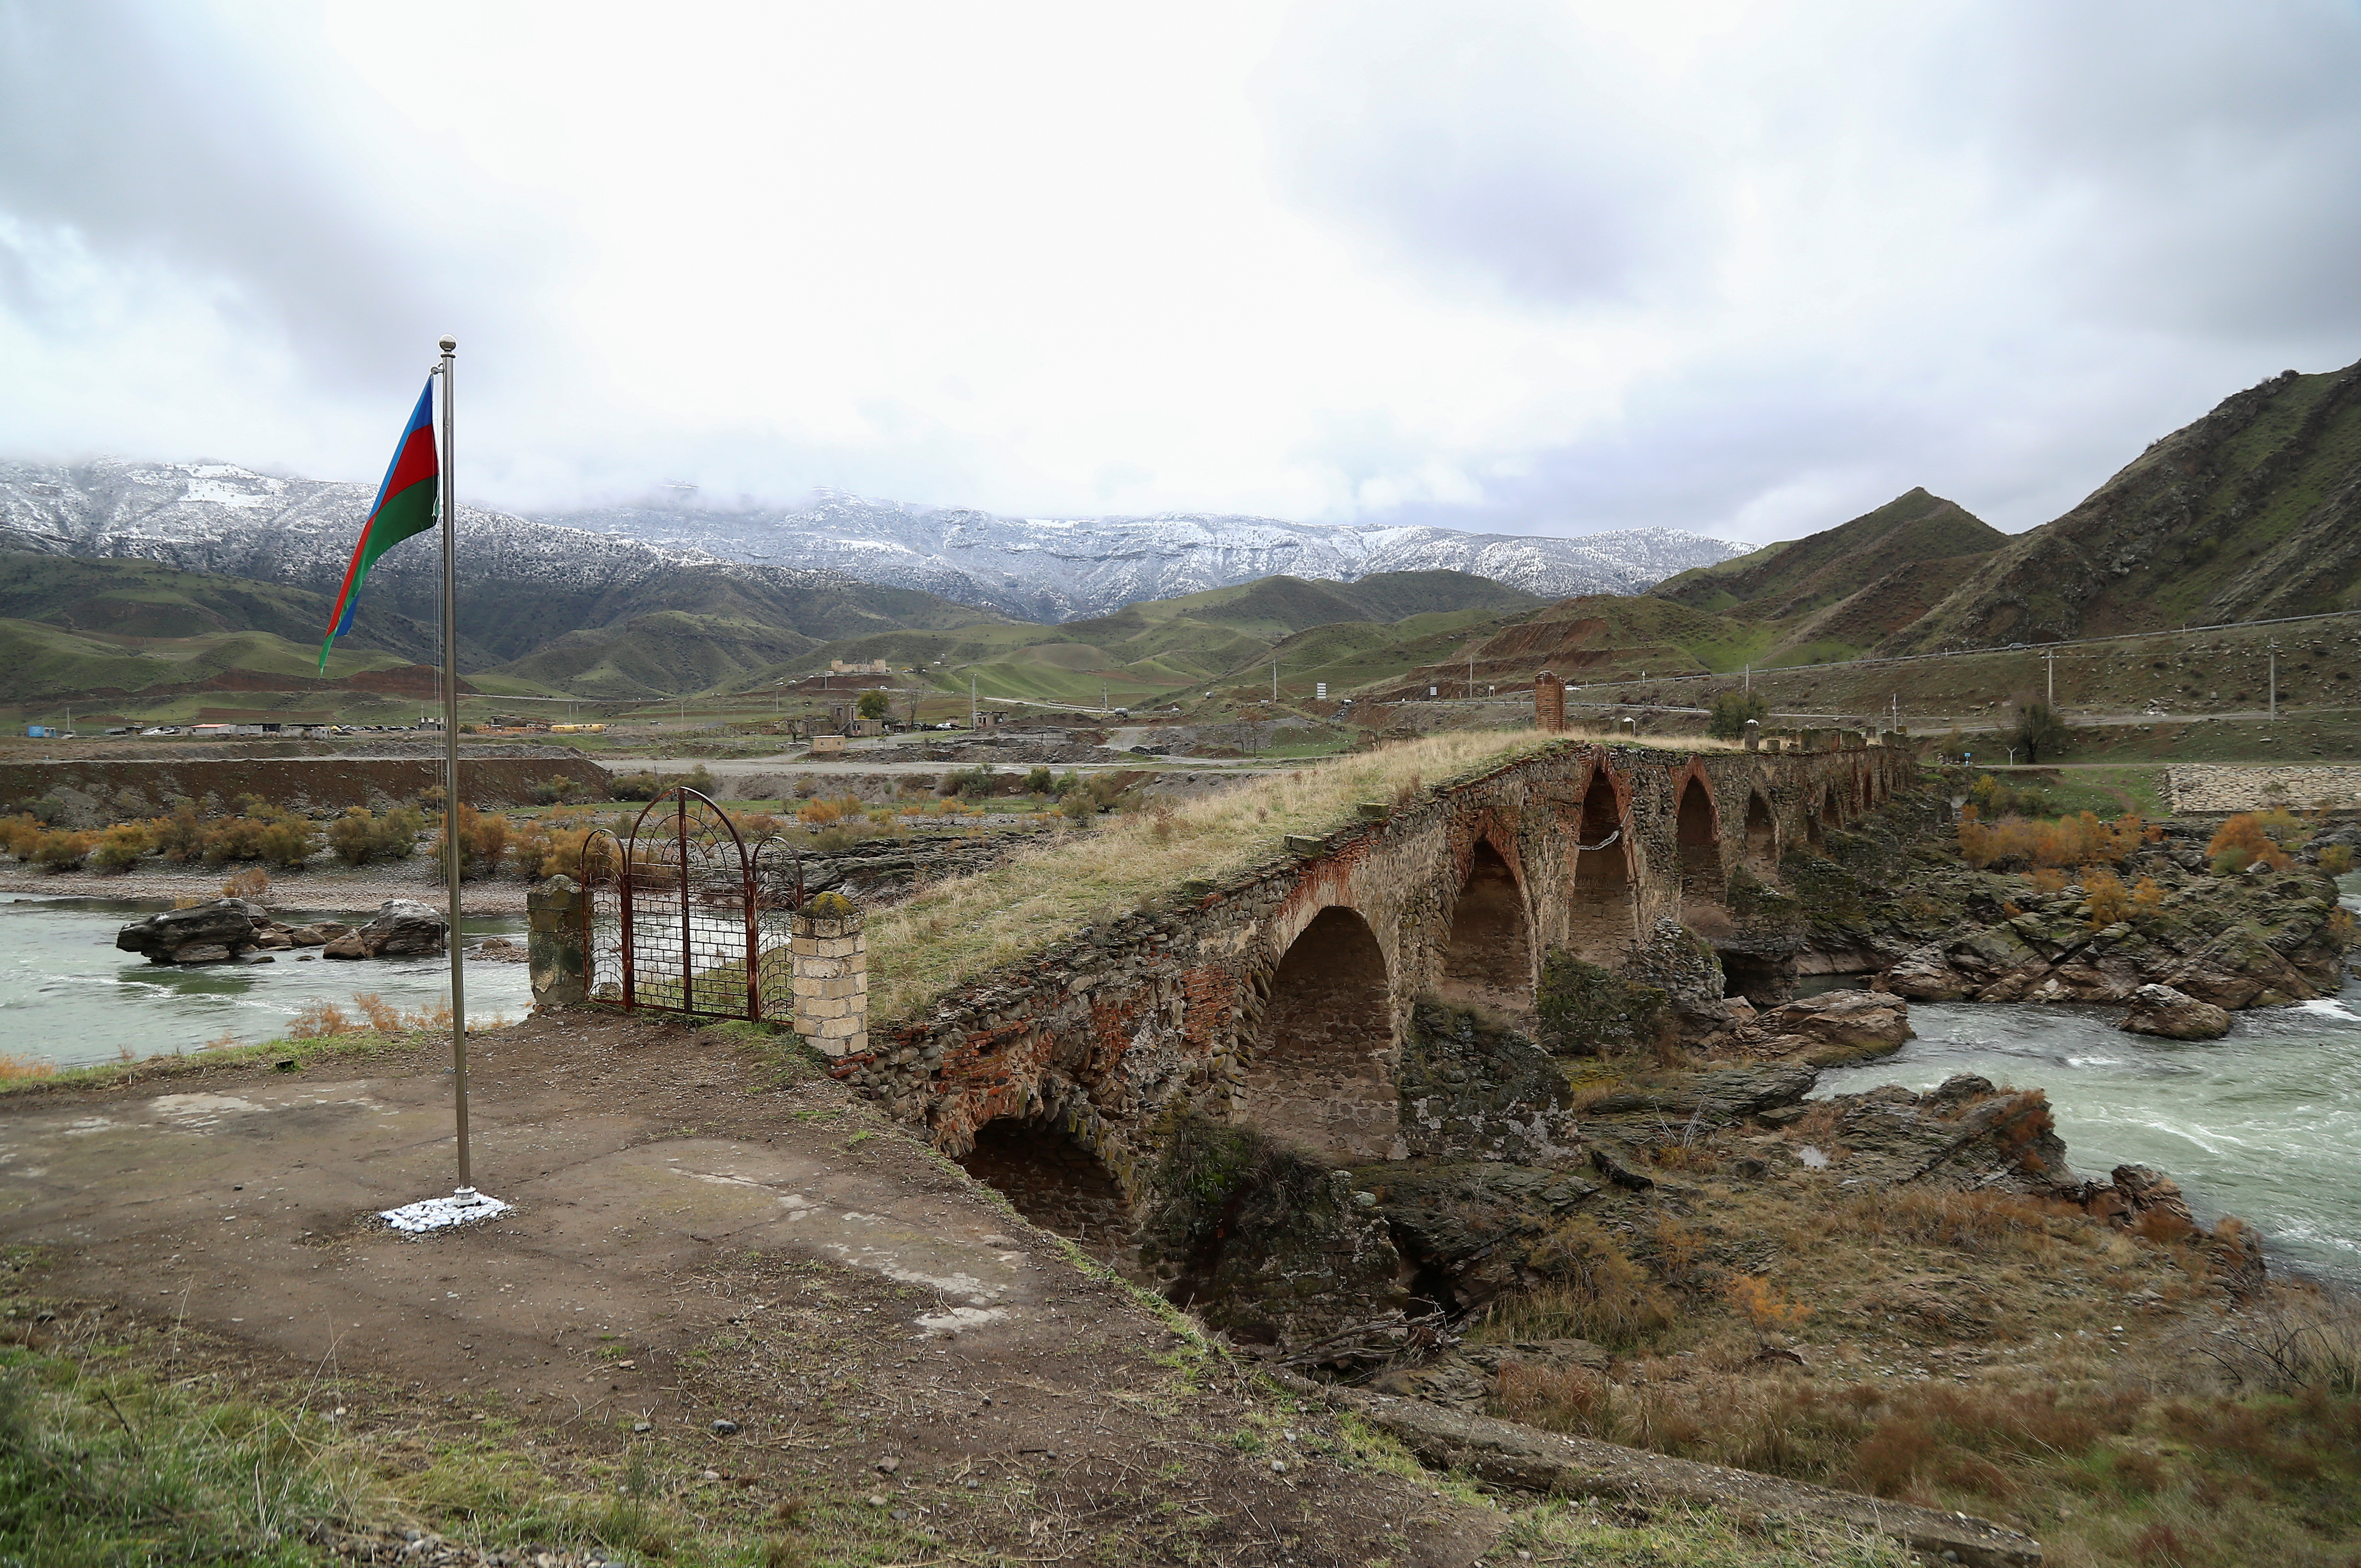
(799, 795, 862, 826)
(431, 804, 514, 879)
(2083, 868, 2132, 928)
(939, 765, 997, 799)
(0, 815, 39, 860)
(31, 829, 93, 871)
(1024, 766, 1054, 794)
(88, 823, 154, 873)
(220, 866, 270, 901)
(327, 807, 422, 867)
(1958, 803, 2148, 870)
(530, 775, 588, 805)
(1706, 688, 1770, 739)
(511, 817, 592, 881)
(856, 689, 891, 720)
(2321, 843, 2355, 875)
(153, 806, 207, 864)
(611, 771, 664, 801)
(2132, 875, 2166, 910)
(2010, 699, 2070, 763)
(2208, 813, 2292, 874)
(256, 818, 316, 869)
(287, 1000, 355, 1039)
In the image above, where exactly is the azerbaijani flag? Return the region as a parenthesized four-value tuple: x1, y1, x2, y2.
(320, 378, 440, 670)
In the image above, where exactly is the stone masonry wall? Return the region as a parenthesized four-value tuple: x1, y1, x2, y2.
(2166, 765, 2361, 814)
(838, 737, 1919, 1198)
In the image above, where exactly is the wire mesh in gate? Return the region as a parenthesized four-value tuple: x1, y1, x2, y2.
(575, 786, 805, 1021)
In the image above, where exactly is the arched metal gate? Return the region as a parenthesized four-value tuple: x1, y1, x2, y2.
(578, 786, 806, 1021)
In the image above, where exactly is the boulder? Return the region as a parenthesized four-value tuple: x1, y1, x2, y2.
(2117, 983, 2232, 1041)
(1886, 942, 1971, 1001)
(286, 925, 329, 947)
(1757, 989, 1913, 1055)
(321, 932, 367, 959)
(351, 899, 449, 958)
(114, 900, 266, 966)
(170, 944, 235, 965)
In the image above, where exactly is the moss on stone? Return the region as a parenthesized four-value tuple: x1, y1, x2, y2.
(1534, 951, 1673, 1058)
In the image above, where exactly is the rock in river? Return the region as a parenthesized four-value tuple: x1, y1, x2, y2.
(322, 899, 449, 960)
(2117, 982, 2232, 1041)
(114, 899, 268, 965)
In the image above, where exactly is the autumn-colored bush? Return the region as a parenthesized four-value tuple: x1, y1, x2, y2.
(0, 815, 42, 860)
(287, 1000, 356, 1039)
(2024, 865, 2069, 896)
(220, 866, 270, 900)
(1725, 1272, 1812, 1332)
(798, 795, 865, 826)
(1511, 1215, 1677, 1348)
(2083, 867, 2131, 928)
(2132, 875, 2166, 909)
(326, 806, 422, 867)
(1958, 804, 2148, 870)
(88, 822, 154, 873)
(30, 829, 93, 871)
(2321, 843, 2354, 875)
(2209, 812, 2294, 874)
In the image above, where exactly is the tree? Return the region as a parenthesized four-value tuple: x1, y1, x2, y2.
(856, 689, 891, 721)
(1706, 689, 1770, 740)
(2012, 700, 2070, 764)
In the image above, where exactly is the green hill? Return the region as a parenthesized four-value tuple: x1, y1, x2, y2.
(1887, 360, 2361, 651)
(775, 570, 1546, 709)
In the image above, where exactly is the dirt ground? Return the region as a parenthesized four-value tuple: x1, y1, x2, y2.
(0, 1010, 1504, 1566)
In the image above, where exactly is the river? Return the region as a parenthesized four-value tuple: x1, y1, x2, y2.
(1816, 873, 2361, 1284)
(0, 896, 532, 1070)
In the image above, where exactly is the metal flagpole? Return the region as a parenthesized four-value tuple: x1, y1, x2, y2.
(439, 334, 474, 1192)
(375, 334, 507, 1235)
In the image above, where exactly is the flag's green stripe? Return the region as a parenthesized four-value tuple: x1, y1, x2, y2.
(318, 479, 438, 671)
(352, 479, 440, 582)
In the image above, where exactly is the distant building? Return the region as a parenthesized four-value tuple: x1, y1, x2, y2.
(24, 725, 58, 738)
(829, 659, 891, 675)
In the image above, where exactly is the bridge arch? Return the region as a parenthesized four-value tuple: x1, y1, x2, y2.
(1674, 771, 1722, 907)
(1568, 765, 1634, 963)
(1744, 789, 1777, 872)
(1441, 835, 1533, 1014)
(1821, 787, 1843, 831)
(1242, 905, 1399, 1160)
(957, 1116, 1134, 1270)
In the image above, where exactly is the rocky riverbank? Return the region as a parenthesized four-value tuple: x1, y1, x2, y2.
(113, 897, 451, 966)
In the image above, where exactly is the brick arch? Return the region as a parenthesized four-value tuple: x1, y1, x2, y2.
(1673, 760, 1722, 905)
(1441, 830, 1535, 1012)
(1743, 787, 1778, 872)
(1567, 757, 1635, 963)
(1241, 904, 1398, 1160)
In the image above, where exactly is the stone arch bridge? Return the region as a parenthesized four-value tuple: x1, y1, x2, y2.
(838, 735, 1916, 1239)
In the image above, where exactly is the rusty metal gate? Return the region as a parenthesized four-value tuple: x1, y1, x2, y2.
(579, 786, 805, 1021)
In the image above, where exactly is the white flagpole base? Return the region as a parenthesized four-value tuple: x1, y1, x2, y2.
(379, 1186, 512, 1234)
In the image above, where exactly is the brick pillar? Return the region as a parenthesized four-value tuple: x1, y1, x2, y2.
(791, 892, 868, 1057)
(527, 874, 586, 1007)
(1533, 670, 1567, 733)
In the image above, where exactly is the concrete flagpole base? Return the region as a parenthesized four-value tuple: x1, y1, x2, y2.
(379, 1186, 512, 1234)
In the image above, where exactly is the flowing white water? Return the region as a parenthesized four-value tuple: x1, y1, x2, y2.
(0, 896, 531, 1069)
(1815, 874, 2361, 1283)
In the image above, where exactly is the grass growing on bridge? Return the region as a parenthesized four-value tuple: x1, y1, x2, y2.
(867, 728, 1567, 1025)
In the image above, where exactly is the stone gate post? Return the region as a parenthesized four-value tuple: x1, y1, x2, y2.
(527, 874, 587, 1007)
(792, 892, 869, 1057)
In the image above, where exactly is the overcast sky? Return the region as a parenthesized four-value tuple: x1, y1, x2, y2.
(4, 0, 2359, 543)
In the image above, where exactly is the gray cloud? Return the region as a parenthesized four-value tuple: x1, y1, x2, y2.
(0, 0, 566, 394)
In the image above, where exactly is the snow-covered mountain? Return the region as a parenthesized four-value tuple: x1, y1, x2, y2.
(548, 491, 1746, 621)
(0, 460, 1746, 628)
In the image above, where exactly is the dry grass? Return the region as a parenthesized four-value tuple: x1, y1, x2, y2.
(863, 731, 1561, 1025)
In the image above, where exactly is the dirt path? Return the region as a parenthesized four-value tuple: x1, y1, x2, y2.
(0, 1012, 1500, 1565)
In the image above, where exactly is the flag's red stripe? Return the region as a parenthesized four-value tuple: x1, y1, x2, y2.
(326, 427, 439, 625)
(379, 425, 438, 507)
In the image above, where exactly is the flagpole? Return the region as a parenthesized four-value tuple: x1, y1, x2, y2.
(438, 333, 472, 1193)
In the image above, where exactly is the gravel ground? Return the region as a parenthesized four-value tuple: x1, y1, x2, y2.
(0, 859, 536, 914)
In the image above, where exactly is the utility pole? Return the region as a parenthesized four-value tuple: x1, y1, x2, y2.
(1271, 661, 1278, 703)
(2043, 648, 2056, 709)
(2268, 639, 2279, 719)
(969, 673, 977, 730)
(1467, 644, 1476, 699)
(1744, 664, 1751, 693)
